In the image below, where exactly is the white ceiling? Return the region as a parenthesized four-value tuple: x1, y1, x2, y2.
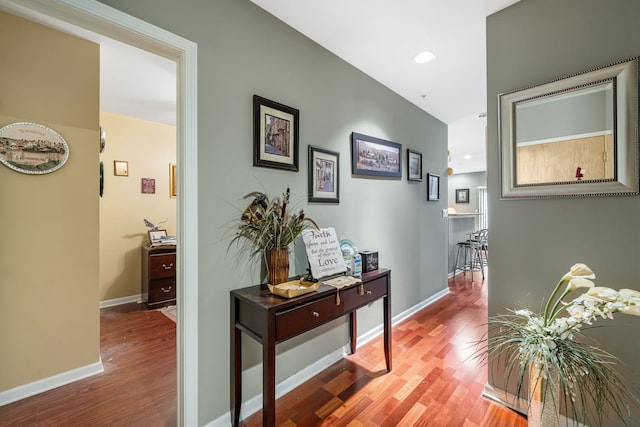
(0, 0, 177, 127)
(2, 0, 521, 174)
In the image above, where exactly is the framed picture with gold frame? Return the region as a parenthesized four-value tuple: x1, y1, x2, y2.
(114, 160, 128, 176)
(169, 163, 177, 198)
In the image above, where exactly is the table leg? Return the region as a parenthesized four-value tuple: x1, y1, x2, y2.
(230, 297, 241, 427)
(349, 311, 357, 354)
(383, 294, 392, 371)
(263, 320, 276, 427)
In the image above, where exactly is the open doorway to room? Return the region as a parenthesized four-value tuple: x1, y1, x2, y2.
(0, 1, 198, 424)
(96, 39, 178, 311)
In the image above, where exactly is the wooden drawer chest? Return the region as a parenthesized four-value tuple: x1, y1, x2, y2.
(141, 245, 176, 309)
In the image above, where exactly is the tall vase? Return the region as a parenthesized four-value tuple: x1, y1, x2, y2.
(266, 247, 289, 285)
(528, 362, 560, 427)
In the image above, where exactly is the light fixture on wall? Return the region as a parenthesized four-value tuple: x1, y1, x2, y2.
(447, 150, 453, 175)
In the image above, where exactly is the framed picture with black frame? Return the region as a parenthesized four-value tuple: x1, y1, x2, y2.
(427, 173, 440, 201)
(308, 145, 339, 203)
(456, 188, 470, 203)
(407, 149, 422, 182)
(253, 95, 299, 172)
(351, 132, 402, 178)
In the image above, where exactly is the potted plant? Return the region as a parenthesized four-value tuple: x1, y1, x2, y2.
(476, 263, 640, 426)
(228, 187, 318, 285)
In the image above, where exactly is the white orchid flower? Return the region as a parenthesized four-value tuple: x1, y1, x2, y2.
(566, 277, 595, 292)
(619, 288, 640, 299)
(619, 289, 640, 305)
(621, 305, 640, 316)
(587, 286, 619, 302)
(567, 263, 596, 279)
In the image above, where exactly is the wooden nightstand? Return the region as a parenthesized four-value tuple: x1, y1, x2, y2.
(141, 245, 176, 309)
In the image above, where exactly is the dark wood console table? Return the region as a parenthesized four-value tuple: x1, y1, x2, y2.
(230, 269, 392, 427)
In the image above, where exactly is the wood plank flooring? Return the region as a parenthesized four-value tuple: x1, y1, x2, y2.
(0, 271, 526, 426)
(0, 303, 177, 426)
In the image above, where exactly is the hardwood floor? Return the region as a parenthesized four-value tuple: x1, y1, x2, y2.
(0, 303, 177, 426)
(0, 271, 526, 426)
(241, 271, 526, 426)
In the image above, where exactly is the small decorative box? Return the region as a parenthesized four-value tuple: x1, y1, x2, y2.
(360, 250, 379, 273)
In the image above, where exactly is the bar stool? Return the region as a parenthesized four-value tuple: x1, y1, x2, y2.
(454, 229, 487, 282)
(454, 240, 473, 278)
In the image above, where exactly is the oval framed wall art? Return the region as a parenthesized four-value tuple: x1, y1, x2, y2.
(0, 121, 69, 174)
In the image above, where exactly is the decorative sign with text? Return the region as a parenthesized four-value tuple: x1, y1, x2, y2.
(301, 227, 347, 279)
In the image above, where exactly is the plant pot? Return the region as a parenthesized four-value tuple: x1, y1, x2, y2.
(528, 362, 560, 427)
(266, 247, 289, 285)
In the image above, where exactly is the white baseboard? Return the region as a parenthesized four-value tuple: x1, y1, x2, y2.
(205, 286, 450, 427)
(483, 383, 587, 427)
(99, 294, 142, 309)
(483, 382, 527, 414)
(0, 359, 104, 407)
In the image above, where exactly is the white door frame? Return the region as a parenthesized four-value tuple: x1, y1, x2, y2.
(2, 1, 199, 425)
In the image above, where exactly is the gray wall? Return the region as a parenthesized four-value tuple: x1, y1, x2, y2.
(487, 0, 640, 424)
(98, 0, 448, 424)
(448, 171, 486, 213)
(516, 86, 613, 143)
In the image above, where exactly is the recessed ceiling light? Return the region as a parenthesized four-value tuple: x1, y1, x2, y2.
(464, 154, 472, 159)
(414, 51, 436, 64)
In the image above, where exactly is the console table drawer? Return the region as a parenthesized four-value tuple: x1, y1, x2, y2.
(275, 294, 343, 342)
(341, 276, 388, 312)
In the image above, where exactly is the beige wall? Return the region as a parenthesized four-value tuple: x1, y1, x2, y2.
(99, 111, 176, 302)
(0, 11, 100, 391)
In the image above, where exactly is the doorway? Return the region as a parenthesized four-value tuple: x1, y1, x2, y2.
(0, 0, 198, 424)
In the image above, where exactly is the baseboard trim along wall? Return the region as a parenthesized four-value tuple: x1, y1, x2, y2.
(2, 296, 139, 405)
(205, 286, 450, 427)
(99, 294, 142, 309)
(0, 360, 104, 406)
(483, 383, 584, 426)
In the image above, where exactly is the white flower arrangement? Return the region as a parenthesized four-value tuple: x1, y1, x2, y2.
(476, 264, 640, 426)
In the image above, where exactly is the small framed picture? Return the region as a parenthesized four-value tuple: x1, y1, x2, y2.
(456, 188, 470, 203)
(141, 177, 156, 194)
(253, 95, 299, 172)
(148, 229, 167, 244)
(169, 163, 177, 198)
(427, 173, 440, 201)
(351, 132, 402, 178)
(308, 145, 339, 203)
(114, 160, 128, 176)
(407, 149, 422, 182)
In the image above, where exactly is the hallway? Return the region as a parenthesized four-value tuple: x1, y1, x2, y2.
(242, 271, 526, 426)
